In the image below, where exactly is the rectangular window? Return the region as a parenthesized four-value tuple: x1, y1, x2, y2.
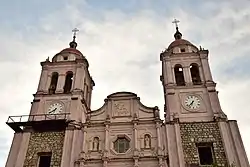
(197, 143, 214, 165)
(180, 48, 185, 52)
(38, 152, 52, 167)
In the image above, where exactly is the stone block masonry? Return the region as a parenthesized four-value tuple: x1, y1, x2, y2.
(180, 122, 227, 166)
(23, 131, 65, 167)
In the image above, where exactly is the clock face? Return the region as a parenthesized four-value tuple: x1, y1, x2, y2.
(47, 102, 63, 114)
(184, 95, 201, 110)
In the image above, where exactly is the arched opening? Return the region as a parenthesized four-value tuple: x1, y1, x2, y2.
(63, 71, 73, 93)
(49, 72, 58, 94)
(190, 63, 201, 85)
(174, 64, 185, 86)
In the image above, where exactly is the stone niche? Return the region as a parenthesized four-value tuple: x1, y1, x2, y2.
(180, 122, 227, 166)
(23, 131, 65, 167)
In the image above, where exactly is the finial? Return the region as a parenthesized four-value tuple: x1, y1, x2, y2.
(172, 19, 182, 40)
(69, 28, 79, 48)
(172, 18, 180, 29)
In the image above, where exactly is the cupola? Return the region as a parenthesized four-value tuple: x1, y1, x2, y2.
(167, 20, 198, 53)
(52, 28, 88, 63)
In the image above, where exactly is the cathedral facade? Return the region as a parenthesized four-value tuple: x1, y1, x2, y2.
(5, 26, 250, 167)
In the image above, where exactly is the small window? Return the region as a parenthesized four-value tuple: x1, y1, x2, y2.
(63, 56, 68, 60)
(180, 48, 185, 52)
(114, 137, 130, 153)
(197, 143, 214, 165)
(38, 152, 52, 167)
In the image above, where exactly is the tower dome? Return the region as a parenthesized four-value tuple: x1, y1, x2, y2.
(167, 25, 198, 53)
(52, 28, 88, 63)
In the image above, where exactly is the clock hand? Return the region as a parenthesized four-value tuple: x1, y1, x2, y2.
(189, 101, 194, 106)
(49, 108, 57, 114)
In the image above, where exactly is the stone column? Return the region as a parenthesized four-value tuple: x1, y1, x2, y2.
(15, 132, 31, 167)
(133, 121, 139, 167)
(165, 60, 174, 84)
(44, 74, 52, 94)
(218, 121, 238, 165)
(103, 122, 110, 167)
(174, 123, 185, 167)
(156, 121, 162, 153)
(82, 126, 87, 153)
(134, 122, 138, 150)
(228, 121, 249, 167)
(78, 126, 87, 167)
(61, 130, 74, 167)
(6, 133, 23, 167)
(56, 73, 65, 93)
(74, 65, 85, 91)
(156, 121, 164, 167)
(37, 68, 49, 93)
(166, 124, 179, 167)
(183, 65, 192, 85)
(200, 51, 213, 82)
(70, 129, 81, 167)
(104, 123, 109, 152)
(208, 90, 223, 114)
(198, 65, 205, 83)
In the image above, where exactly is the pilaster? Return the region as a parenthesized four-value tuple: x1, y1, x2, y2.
(5, 133, 23, 167)
(37, 68, 49, 93)
(218, 121, 238, 165)
(61, 129, 74, 167)
(200, 50, 213, 82)
(166, 124, 179, 167)
(74, 65, 85, 91)
(15, 132, 31, 167)
(228, 121, 250, 167)
(44, 73, 51, 94)
(174, 123, 185, 167)
(183, 65, 192, 85)
(103, 119, 110, 167)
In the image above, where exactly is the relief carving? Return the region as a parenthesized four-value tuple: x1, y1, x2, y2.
(113, 101, 130, 117)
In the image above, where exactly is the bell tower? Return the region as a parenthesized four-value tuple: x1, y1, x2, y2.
(5, 29, 94, 167)
(160, 20, 225, 122)
(162, 20, 249, 167)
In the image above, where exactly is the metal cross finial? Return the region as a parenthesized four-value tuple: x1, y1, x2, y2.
(172, 19, 180, 28)
(72, 28, 79, 41)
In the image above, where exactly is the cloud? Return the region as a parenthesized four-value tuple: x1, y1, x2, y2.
(0, 0, 250, 166)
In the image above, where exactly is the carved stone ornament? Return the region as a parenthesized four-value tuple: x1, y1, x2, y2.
(113, 102, 130, 117)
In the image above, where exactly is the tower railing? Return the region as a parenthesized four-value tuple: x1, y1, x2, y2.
(7, 113, 70, 123)
(6, 113, 70, 132)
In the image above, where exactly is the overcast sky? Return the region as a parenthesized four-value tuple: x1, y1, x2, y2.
(0, 0, 250, 166)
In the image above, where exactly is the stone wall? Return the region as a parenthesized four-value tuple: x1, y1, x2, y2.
(180, 122, 227, 166)
(23, 131, 65, 167)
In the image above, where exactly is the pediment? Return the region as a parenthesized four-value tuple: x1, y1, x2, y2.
(89, 92, 159, 122)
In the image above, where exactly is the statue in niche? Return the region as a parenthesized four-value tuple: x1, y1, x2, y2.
(144, 134, 151, 149)
(92, 137, 99, 151)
